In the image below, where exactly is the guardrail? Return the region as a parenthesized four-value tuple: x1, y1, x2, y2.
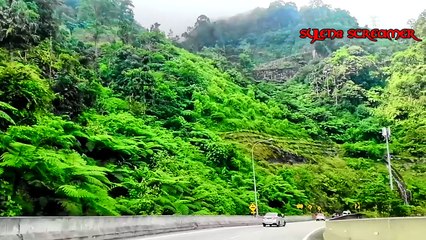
(0, 215, 312, 240)
(323, 217, 426, 240)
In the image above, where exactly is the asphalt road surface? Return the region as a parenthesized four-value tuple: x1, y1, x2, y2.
(132, 221, 325, 240)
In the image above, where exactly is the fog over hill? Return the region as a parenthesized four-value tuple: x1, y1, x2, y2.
(133, 0, 425, 34)
(0, 0, 425, 219)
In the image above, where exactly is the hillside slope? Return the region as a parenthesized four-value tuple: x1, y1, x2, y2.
(0, 0, 424, 218)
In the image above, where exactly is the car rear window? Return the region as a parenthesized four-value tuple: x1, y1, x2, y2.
(265, 213, 278, 217)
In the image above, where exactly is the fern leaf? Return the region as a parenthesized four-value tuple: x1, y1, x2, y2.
(0, 111, 15, 124)
(82, 176, 104, 187)
(92, 201, 119, 216)
(57, 185, 96, 199)
(0, 101, 17, 111)
(58, 199, 83, 215)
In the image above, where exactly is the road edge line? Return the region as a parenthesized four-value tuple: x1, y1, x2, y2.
(302, 226, 326, 240)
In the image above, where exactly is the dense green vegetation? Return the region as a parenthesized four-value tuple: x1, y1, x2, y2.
(0, 0, 425, 218)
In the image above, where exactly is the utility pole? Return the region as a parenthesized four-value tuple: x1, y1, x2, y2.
(251, 138, 273, 217)
(382, 127, 393, 190)
(251, 146, 259, 218)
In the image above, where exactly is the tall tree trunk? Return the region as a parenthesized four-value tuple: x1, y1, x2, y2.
(326, 78, 329, 96)
(333, 71, 338, 106)
(49, 37, 53, 79)
(95, 41, 98, 59)
(94, 32, 99, 60)
(8, 42, 13, 59)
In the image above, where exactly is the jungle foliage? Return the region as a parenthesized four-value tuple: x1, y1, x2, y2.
(0, 0, 425, 217)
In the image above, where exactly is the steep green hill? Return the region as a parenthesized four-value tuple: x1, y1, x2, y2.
(0, 0, 425, 218)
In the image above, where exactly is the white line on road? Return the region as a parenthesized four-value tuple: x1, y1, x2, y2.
(136, 226, 259, 240)
(302, 227, 325, 240)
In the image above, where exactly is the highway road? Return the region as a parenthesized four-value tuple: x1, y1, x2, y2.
(132, 221, 325, 240)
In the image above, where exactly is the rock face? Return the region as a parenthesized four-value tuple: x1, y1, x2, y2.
(252, 56, 306, 82)
(267, 146, 308, 164)
(253, 68, 299, 82)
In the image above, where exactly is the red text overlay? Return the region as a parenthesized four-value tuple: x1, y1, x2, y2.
(300, 28, 422, 43)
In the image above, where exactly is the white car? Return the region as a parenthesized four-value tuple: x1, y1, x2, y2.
(315, 213, 326, 221)
(342, 210, 352, 216)
(262, 212, 286, 227)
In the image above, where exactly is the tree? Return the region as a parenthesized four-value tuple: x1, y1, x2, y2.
(413, 10, 426, 38)
(31, 0, 61, 39)
(116, 0, 136, 44)
(0, 0, 40, 49)
(167, 29, 174, 39)
(309, 0, 327, 8)
(181, 15, 216, 51)
(269, 0, 286, 8)
(56, 3, 78, 35)
(150, 22, 161, 32)
(194, 14, 210, 28)
(0, 0, 61, 50)
(78, 0, 119, 57)
(267, 1, 299, 29)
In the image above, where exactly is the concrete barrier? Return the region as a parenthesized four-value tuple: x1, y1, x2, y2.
(323, 217, 426, 240)
(304, 227, 325, 240)
(329, 213, 364, 221)
(0, 215, 312, 240)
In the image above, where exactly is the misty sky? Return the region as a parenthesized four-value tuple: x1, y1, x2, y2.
(132, 0, 425, 35)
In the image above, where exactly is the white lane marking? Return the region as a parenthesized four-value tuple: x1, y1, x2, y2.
(135, 221, 317, 240)
(302, 226, 326, 240)
(229, 235, 241, 239)
(136, 225, 259, 240)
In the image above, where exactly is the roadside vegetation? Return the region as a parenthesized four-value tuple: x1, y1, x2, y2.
(0, 0, 425, 217)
